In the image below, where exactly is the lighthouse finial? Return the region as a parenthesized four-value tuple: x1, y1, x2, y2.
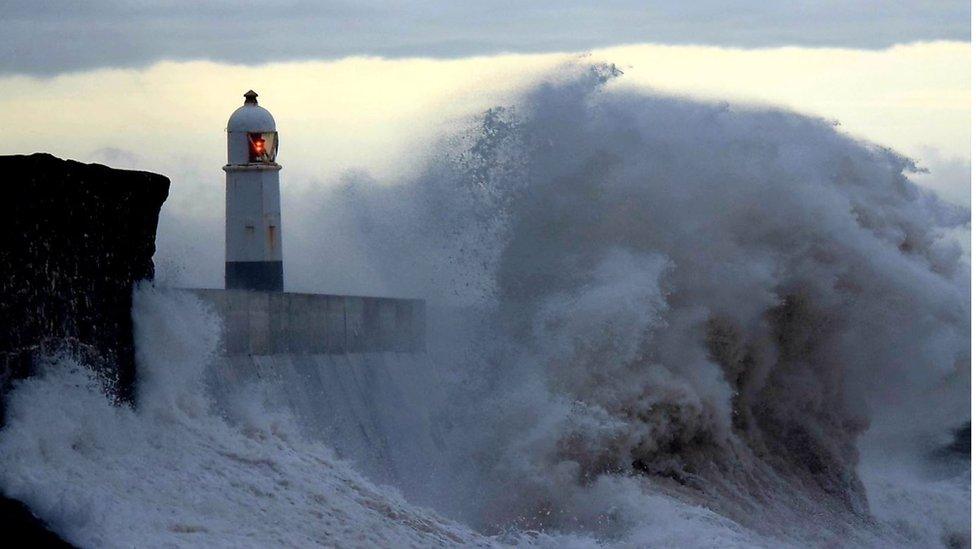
(243, 90, 258, 105)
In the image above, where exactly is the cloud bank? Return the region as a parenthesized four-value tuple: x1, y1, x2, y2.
(2, 0, 970, 75)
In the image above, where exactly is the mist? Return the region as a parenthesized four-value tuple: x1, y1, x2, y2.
(0, 46, 969, 547)
(268, 62, 968, 544)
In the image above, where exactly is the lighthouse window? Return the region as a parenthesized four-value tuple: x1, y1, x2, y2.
(247, 132, 278, 163)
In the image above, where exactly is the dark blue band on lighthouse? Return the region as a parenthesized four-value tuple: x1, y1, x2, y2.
(225, 261, 283, 292)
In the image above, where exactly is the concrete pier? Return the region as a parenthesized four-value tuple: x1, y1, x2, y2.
(192, 289, 425, 355)
(192, 288, 441, 490)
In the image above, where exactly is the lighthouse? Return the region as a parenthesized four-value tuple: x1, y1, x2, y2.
(224, 90, 283, 291)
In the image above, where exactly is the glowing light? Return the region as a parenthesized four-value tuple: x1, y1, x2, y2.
(248, 132, 275, 163)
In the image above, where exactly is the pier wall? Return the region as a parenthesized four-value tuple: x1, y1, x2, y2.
(191, 289, 442, 489)
(191, 289, 425, 355)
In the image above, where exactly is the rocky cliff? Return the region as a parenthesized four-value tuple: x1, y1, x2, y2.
(0, 153, 168, 544)
(0, 153, 169, 414)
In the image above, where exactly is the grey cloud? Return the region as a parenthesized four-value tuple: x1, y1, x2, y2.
(1, 1, 970, 75)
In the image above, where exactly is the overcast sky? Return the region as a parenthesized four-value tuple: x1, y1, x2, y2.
(2, 0, 970, 75)
(1, 3, 969, 286)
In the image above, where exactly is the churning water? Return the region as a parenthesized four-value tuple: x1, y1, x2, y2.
(0, 62, 969, 547)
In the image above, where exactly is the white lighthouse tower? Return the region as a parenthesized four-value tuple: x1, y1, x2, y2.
(224, 90, 283, 291)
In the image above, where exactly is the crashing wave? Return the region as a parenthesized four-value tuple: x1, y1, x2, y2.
(0, 61, 968, 547)
(304, 62, 969, 545)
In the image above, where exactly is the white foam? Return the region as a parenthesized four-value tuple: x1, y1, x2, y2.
(0, 287, 485, 548)
(0, 60, 968, 547)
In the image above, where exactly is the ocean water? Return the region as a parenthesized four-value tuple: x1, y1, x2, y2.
(0, 62, 969, 547)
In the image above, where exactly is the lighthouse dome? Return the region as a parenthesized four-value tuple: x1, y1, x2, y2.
(227, 90, 276, 132)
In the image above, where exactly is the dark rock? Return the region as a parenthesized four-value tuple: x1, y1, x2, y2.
(0, 153, 169, 415)
(934, 421, 971, 461)
(0, 496, 75, 548)
(0, 153, 168, 546)
(946, 422, 970, 457)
